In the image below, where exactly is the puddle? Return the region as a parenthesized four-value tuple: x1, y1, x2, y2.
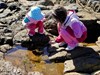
(27, 47, 64, 75)
(4, 45, 64, 75)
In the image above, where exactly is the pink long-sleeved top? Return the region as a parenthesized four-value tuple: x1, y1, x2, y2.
(61, 10, 87, 38)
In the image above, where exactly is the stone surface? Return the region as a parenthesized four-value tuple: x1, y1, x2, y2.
(49, 51, 67, 60)
(64, 54, 100, 73)
(0, 60, 25, 75)
(0, 44, 12, 53)
(0, 8, 10, 18)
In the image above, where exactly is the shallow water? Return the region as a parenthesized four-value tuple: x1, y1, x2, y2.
(4, 45, 64, 75)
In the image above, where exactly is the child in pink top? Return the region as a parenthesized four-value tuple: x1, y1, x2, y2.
(51, 6, 87, 51)
(22, 6, 45, 37)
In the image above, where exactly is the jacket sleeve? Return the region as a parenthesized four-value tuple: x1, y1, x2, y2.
(70, 19, 83, 38)
(55, 23, 64, 43)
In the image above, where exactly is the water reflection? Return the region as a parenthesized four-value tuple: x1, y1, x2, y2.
(6, 45, 28, 54)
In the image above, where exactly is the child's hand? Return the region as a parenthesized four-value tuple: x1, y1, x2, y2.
(49, 41, 56, 44)
(22, 20, 27, 26)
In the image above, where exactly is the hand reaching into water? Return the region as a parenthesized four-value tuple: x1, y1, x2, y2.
(49, 40, 56, 44)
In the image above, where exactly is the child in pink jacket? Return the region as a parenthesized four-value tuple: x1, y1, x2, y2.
(51, 6, 87, 51)
(22, 6, 45, 37)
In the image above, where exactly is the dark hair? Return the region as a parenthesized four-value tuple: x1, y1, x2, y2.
(52, 6, 67, 23)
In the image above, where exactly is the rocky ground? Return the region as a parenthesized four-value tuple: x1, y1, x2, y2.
(0, 0, 100, 75)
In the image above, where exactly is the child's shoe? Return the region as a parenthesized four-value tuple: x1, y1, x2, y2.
(65, 44, 78, 51)
(59, 42, 66, 47)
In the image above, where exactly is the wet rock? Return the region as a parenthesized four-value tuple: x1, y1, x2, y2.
(64, 54, 100, 73)
(0, 2, 7, 9)
(0, 44, 12, 53)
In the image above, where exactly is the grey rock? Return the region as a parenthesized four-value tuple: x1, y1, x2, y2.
(28, 71, 44, 75)
(49, 51, 67, 60)
(0, 8, 11, 18)
(0, 44, 12, 53)
(0, 60, 25, 75)
(64, 54, 100, 73)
